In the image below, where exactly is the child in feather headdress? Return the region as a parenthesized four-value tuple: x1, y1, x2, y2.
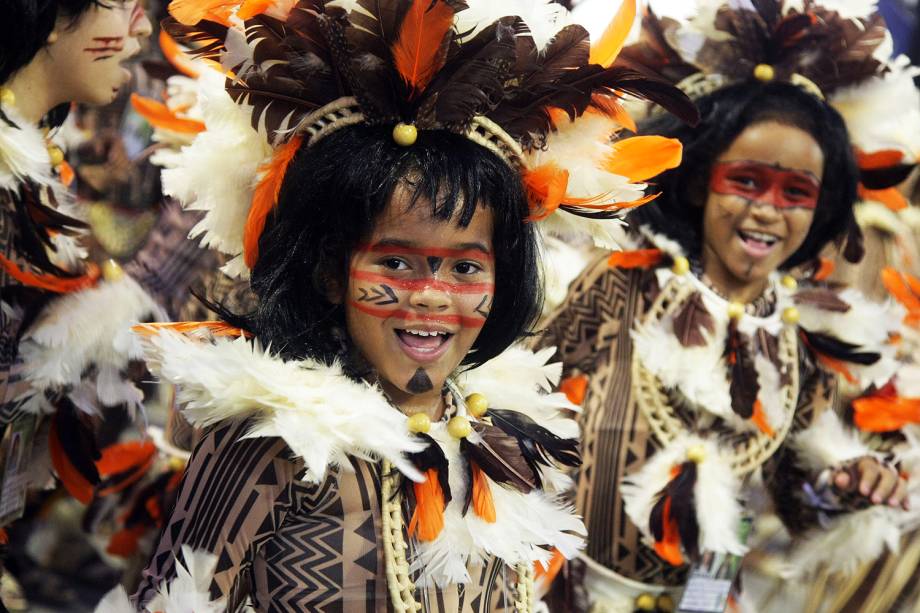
(539, 1, 919, 611)
(107, 0, 700, 609)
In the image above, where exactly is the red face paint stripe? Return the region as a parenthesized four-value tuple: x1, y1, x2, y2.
(357, 243, 493, 261)
(710, 161, 820, 210)
(349, 302, 486, 328)
(350, 270, 494, 294)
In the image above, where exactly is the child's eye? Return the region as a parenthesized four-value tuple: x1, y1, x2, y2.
(729, 175, 758, 189)
(381, 258, 409, 271)
(454, 261, 482, 275)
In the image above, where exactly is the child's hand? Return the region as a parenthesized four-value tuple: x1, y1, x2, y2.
(832, 456, 910, 510)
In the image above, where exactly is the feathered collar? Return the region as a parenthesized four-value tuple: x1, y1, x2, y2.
(137, 326, 586, 586)
(624, 228, 901, 433)
(0, 106, 54, 192)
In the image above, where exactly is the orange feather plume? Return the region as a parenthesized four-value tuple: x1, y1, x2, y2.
(813, 257, 835, 281)
(524, 163, 570, 221)
(882, 267, 920, 327)
(168, 0, 237, 26)
(751, 399, 775, 437)
(856, 148, 904, 170)
(408, 468, 446, 542)
(560, 375, 589, 406)
(106, 524, 147, 557)
(237, 0, 274, 19)
(589, 93, 636, 132)
(589, 0, 636, 67)
(859, 185, 908, 211)
(95, 440, 157, 497)
(607, 248, 663, 269)
(130, 93, 206, 134)
(244, 136, 303, 269)
(653, 497, 684, 566)
(132, 321, 252, 338)
(853, 395, 920, 432)
(605, 136, 683, 182)
(58, 160, 75, 187)
(158, 30, 199, 78)
(49, 418, 95, 505)
(534, 547, 566, 588)
(471, 463, 496, 523)
(392, 0, 455, 95)
(0, 254, 99, 293)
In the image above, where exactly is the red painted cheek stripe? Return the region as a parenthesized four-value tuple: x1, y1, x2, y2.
(357, 243, 494, 262)
(350, 270, 494, 294)
(349, 302, 486, 329)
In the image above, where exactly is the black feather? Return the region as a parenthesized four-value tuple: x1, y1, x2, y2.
(460, 423, 537, 494)
(486, 408, 580, 489)
(860, 164, 916, 190)
(843, 220, 865, 263)
(404, 432, 451, 505)
(53, 400, 101, 486)
(802, 329, 881, 365)
(161, 17, 229, 62)
(649, 461, 700, 561)
(724, 318, 759, 419)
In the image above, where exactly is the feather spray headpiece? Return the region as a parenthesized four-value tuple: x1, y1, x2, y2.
(160, 0, 699, 274)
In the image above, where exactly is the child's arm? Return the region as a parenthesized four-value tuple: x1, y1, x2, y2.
(133, 417, 299, 611)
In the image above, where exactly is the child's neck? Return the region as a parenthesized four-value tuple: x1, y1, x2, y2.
(381, 381, 445, 421)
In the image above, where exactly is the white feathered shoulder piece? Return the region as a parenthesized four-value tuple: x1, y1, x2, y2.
(0, 105, 54, 192)
(135, 324, 586, 586)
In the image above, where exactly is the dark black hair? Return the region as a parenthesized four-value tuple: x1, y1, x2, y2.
(224, 124, 542, 373)
(0, 0, 106, 84)
(632, 80, 859, 269)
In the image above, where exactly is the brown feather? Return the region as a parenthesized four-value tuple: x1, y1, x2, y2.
(672, 291, 715, 348)
(461, 423, 537, 494)
(793, 287, 851, 313)
(724, 319, 759, 419)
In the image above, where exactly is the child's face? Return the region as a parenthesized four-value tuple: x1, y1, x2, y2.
(45, 0, 152, 106)
(345, 188, 495, 403)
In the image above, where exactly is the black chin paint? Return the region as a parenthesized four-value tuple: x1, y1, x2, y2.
(406, 368, 434, 393)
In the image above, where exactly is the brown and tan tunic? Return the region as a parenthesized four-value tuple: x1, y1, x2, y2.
(538, 256, 838, 588)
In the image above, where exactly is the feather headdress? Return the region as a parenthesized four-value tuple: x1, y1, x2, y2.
(160, 0, 698, 273)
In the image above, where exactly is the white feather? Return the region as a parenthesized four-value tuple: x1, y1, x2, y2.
(790, 410, 873, 472)
(160, 69, 272, 273)
(138, 329, 426, 482)
(0, 105, 53, 191)
(19, 275, 164, 415)
(94, 585, 134, 613)
(621, 435, 745, 556)
(784, 0, 878, 19)
(146, 546, 226, 613)
(455, 0, 572, 51)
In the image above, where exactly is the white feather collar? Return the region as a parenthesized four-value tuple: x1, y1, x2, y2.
(138, 328, 585, 584)
(0, 106, 53, 192)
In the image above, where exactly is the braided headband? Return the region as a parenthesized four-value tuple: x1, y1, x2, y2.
(292, 97, 524, 168)
(674, 65, 825, 102)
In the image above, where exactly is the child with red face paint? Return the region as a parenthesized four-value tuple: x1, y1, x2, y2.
(106, 0, 698, 610)
(538, 2, 919, 611)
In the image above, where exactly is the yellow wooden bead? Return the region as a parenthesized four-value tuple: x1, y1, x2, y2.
(101, 258, 124, 282)
(392, 123, 418, 147)
(47, 145, 64, 167)
(727, 301, 745, 320)
(465, 393, 489, 418)
(671, 256, 690, 276)
(167, 456, 186, 472)
(447, 415, 472, 439)
(754, 63, 775, 82)
(657, 594, 676, 613)
(407, 412, 431, 434)
(635, 593, 657, 611)
(782, 306, 800, 325)
(781, 275, 798, 290)
(687, 444, 707, 464)
(0, 88, 14, 107)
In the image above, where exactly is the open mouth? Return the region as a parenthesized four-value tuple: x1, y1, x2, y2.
(395, 328, 454, 363)
(738, 229, 780, 257)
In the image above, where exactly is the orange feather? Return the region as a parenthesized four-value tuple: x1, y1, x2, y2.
(408, 468, 446, 542)
(130, 93, 206, 134)
(106, 524, 147, 557)
(607, 249, 663, 269)
(653, 497, 684, 566)
(132, 321, 252, 338)
(524, 163, 570, 221)
(158, 31, 198, 78)
(859, 185, 908, 211)
(751, 399, 775, 437)
(58, 160, 75, 187)
(392, 0, 455, 95)
(471, 463, 496, 523)
(881, 267, 920, 327)
(589, 93, 637, 132)
(237, 0, 274, 19)
(49, 419, 94, 505)
(856, 148, 904, 170)
(0, 254, 99, 293)
(813, 257, 835, 281)
(560, 375, 588, 406)
(534, 547, 566, 586)
(168, 0, 236, 26)
(853, 395, 920, 432)
(605, 136, 683, 182)
(244, 136, 303, 269)
(589, 0, 636, 67)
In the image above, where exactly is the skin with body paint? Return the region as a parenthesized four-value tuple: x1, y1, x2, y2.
(4, 0, 152, 123)
(700, 121, 822, 304)
(343, 186, 495, 421)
